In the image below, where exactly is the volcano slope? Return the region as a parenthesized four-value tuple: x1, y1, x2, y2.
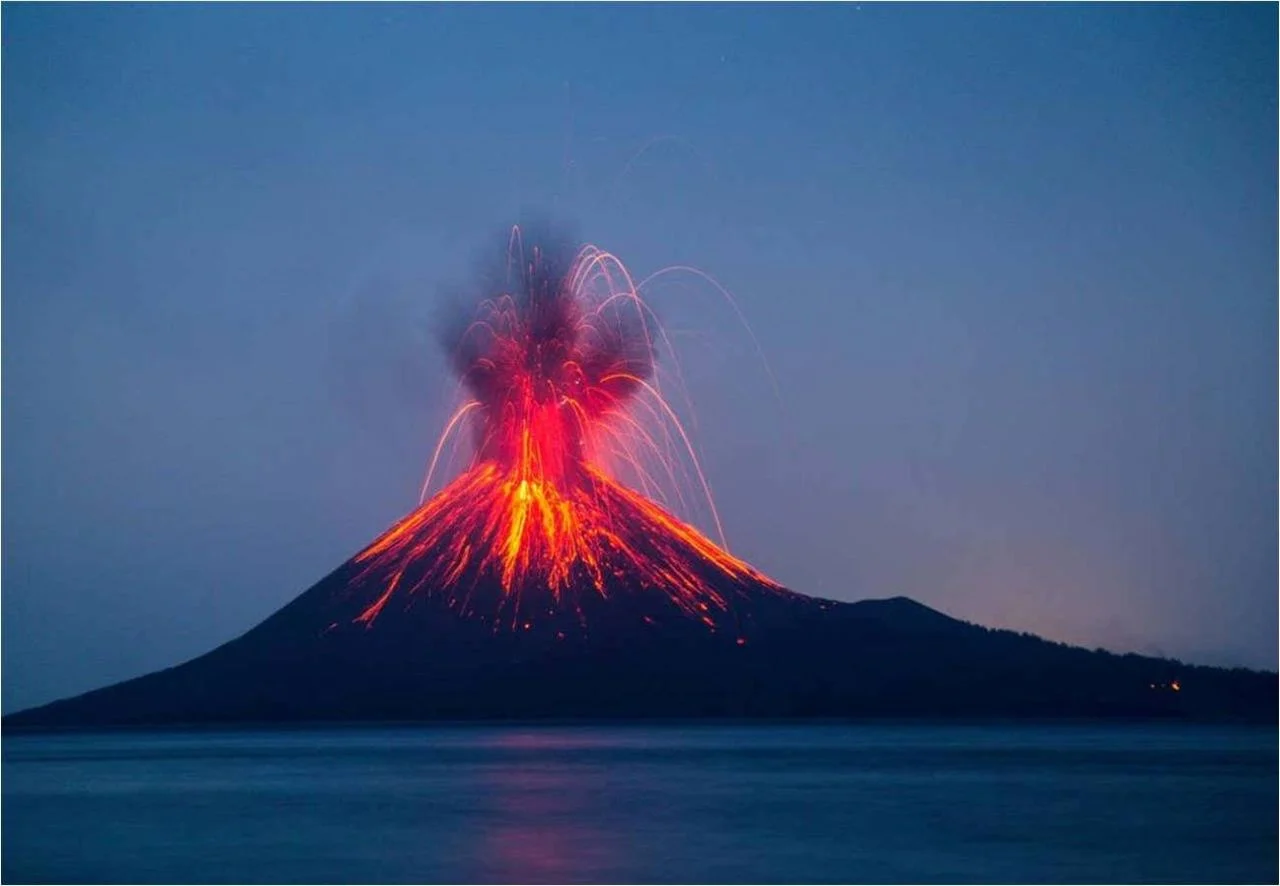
(5, 508, 1275, 730)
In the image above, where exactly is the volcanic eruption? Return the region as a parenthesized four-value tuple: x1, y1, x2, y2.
(6, 228, 1274, 729)
(344, 228, 795, 638)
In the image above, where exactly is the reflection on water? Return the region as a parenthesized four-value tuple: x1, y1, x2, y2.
(3, 724, 1276, 884)
(479, 732, 620, 883)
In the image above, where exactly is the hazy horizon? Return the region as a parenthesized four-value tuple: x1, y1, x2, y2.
(4, 4, 1276, 712)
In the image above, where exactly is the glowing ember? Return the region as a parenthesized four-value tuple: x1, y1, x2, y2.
(350, 229, 788, 631)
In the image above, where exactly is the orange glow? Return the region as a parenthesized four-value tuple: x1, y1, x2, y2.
(350, 235, 790, 631)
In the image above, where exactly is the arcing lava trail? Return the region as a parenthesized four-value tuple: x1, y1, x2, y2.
(347, 231, 791, 634)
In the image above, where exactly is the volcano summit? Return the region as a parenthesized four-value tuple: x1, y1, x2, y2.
(6, 233, 1274, 729)
(348, 230, 799, 637)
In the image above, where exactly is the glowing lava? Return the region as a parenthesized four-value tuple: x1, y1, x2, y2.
(350, 231, 789, 631)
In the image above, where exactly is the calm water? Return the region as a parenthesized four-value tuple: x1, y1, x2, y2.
(3, 724, 1275, 884)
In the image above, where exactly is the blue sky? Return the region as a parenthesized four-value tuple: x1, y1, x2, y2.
(4, 4, 1275, 711)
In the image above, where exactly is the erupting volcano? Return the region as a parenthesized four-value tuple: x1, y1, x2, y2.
(6, 229, 1274, 730)
(345, 231, 793, 637)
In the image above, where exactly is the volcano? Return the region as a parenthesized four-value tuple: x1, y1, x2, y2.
(6, 541, 1274, 728)
(6, 233, 1275, 729)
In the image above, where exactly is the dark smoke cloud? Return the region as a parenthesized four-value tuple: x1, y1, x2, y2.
(441, 222, 657, 462)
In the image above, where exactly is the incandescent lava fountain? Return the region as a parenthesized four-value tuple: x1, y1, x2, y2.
(347, 229, 793, 637)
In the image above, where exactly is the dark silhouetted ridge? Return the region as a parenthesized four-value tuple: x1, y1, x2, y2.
(5, 550, 1275, 730)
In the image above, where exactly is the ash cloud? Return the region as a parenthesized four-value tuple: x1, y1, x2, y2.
(441, 221, 657, 429)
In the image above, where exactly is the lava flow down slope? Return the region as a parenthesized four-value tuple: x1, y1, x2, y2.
(6, 230, 1275, 728)
(342, 228, 804, 640)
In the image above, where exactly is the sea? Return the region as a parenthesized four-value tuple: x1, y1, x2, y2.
(2, 723, 1275, 884)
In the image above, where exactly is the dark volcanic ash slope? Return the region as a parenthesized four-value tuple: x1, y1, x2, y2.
(5, 534, 1274, 729)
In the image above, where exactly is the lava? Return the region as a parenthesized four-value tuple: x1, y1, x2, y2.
(350, 230, 787, 631)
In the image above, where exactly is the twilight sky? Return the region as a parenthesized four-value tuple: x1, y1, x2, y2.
(3, 4, 1275, 712)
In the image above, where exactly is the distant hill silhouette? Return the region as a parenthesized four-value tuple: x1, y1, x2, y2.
(5, 542, 1274, 730)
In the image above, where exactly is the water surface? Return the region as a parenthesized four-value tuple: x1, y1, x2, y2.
(3, 724, 1275, 883)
